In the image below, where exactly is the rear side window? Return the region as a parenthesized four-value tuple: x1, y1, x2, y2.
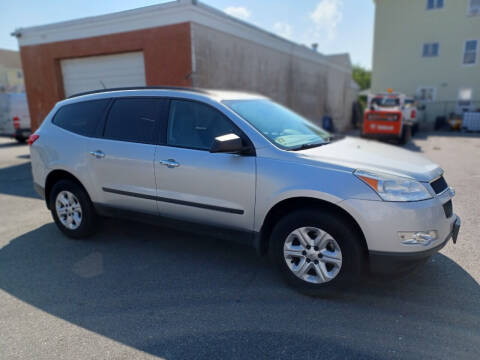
(103, 98, 161, 144)
(52, 99, 109, 137)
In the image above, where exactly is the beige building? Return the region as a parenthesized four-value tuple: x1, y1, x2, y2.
(371, 0, 480, 122)
(0, 49, 24, 93)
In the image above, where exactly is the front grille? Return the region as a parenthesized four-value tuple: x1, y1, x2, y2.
(443, 200, 453, 218)
(431, 176, 448, 194)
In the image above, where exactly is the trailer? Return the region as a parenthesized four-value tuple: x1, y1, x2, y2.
(0, 93, 31, 143)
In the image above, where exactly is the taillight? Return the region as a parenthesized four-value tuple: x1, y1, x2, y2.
(13, 116, 20, 130)
(28, 134, 39, 146)
(411, 110, 416, 119)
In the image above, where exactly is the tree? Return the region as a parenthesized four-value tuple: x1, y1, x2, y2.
(352, 64, 371, 91)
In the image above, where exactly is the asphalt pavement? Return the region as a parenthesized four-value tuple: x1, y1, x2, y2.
(0, 133, 479, 359)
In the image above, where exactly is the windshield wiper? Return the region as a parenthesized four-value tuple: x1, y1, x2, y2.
(328, 134, 345, 142)
(289, 141, 330, 151)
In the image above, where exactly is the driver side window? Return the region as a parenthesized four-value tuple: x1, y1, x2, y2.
(167, 100, 237, 150)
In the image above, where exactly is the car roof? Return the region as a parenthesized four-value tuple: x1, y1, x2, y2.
(63, 86, 266, 104)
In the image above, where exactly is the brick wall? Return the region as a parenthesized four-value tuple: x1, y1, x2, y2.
(20, 23, 192, 131)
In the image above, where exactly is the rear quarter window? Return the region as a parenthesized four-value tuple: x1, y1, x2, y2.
(52, 99, 110, 137)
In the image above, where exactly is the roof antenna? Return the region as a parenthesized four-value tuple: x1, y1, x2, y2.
(99, 80, 106, 89)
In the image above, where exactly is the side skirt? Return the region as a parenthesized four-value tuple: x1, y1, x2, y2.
(93, 203, 257, 249)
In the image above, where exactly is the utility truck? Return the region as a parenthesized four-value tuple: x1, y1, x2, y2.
(363, 92, 417, 144)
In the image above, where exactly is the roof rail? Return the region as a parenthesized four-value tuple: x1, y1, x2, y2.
(67, 86, 211, 99)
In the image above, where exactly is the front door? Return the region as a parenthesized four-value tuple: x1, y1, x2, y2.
(88, 97, 167, 214)
(154, 99, 256, 231)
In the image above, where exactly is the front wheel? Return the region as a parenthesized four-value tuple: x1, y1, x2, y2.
(271, 209, 365, 296)
(50, 179, 98, 239)
(399, 125, 412, 145)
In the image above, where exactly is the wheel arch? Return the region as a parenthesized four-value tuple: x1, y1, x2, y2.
(257, 197, 368, 258)
(44, 169, 91, 209)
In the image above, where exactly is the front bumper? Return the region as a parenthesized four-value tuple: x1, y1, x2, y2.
(340, 186, 457, 254)
(369, 216, 460, 273)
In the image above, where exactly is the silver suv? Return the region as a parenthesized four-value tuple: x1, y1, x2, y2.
(29, 87, 460, 295)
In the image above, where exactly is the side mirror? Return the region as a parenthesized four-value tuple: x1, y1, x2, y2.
(210, 133, 244, 154)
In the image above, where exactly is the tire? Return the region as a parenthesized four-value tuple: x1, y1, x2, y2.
(412, 123, 419, 136)
(49, 179, 98, 239)
(399, 125, 412, 145)
(270, 209, 365, 296)
(15, 136, 26, 143)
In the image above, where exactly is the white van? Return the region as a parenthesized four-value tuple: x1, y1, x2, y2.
(0, 93, 31, 143)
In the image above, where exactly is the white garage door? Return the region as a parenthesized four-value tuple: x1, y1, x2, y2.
(61, 52, 146, 97)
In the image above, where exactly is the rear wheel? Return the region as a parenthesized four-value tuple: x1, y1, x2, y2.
(399, 125, 412, 145)
(49, 179, 98, 239)
(271, 209, 364, 296)
(412, 123, 419, 136)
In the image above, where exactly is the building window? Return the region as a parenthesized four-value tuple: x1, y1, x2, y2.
(469, 0, 480, 16)
(417, 87, 437, 102)
(463, 40, 478, 65)
(17, 71, 22, 79)
(458, 88, 473, 111)
(423, 43, 439, 57)
(427, 0, 444, 10)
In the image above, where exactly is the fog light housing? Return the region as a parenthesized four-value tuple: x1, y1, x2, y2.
(398, 230, 438, 246)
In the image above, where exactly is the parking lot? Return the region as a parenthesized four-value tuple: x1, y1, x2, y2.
(0, 133, 479, 360)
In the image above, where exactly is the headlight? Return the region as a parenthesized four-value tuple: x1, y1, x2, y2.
(354, 169, 432, 202)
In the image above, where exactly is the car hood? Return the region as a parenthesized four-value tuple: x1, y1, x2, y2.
(297, 137, 442, 182)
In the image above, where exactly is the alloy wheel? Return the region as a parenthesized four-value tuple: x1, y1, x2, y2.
(283, 226, 342, 284)
(55, 190, 83, 230)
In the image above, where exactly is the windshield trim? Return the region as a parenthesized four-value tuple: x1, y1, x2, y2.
(289, 140, 331, 151)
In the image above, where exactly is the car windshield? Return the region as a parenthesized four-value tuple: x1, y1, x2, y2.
(223, 99, 330, 150)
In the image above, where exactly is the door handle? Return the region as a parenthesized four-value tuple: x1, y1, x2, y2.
(89, 150, 105, 159)
(159, 159, 180, 168)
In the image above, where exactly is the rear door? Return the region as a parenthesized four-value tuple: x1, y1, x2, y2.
(154, 99, 256, 231)
(10, 94, 31, 136)
(87, 97, 168, 214)
(0, 94, 10, 133)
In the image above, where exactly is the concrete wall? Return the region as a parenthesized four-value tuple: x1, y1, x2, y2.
(191, 23, 353, 131)
(20, 23, 192, 131)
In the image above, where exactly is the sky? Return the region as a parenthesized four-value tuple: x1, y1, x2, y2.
(0, 0, 375, 69)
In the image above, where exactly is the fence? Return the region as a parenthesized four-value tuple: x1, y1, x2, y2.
(417, 101, 480, 130)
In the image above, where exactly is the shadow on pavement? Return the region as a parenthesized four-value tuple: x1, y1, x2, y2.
(405, 131, 480, 152)
(0, 139, 27, 149)
(345, 130, 480, 153)
(403, 140, 423, 152)
(413, 130, 480, 140)
(0, 162, 39, 199)
(0, 221, 479, 359)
